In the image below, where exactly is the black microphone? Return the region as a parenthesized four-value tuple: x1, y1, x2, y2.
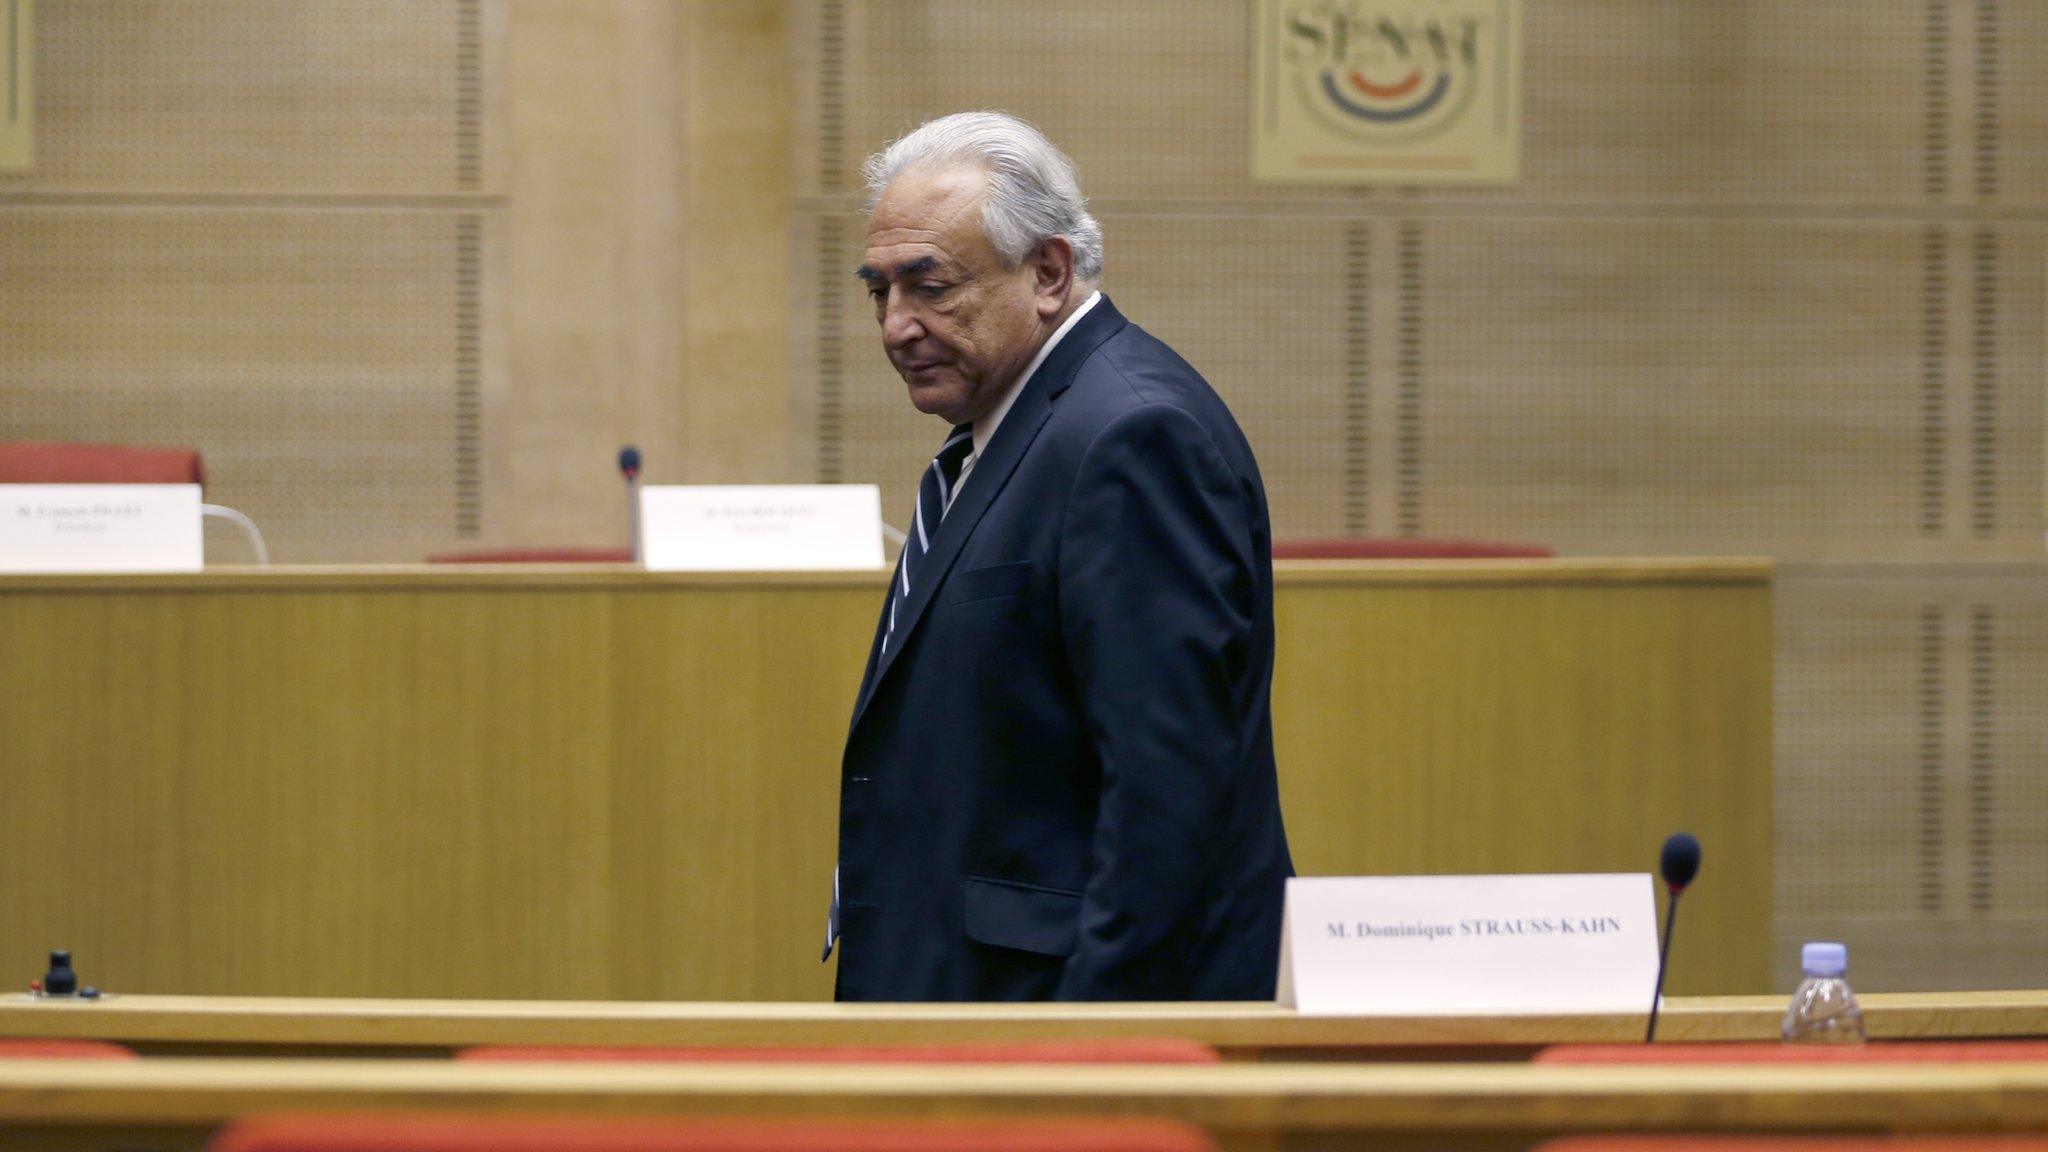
(42, 949, 77, 996)
(1645, 832, 1702, 1043)
(618, 446, 643, 564)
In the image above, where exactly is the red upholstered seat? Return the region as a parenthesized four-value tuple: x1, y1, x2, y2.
(1535, 1040, 2048, 1064)
(426, 548, 635, 564)
(210, 1115, 1218, 1152)
(1540, 1131, 2048, 1139)
(1272, 537, 1552, 560)
(458, 1038, 1221, 1064)
(0, 1038, 136, 1058)
(0, 441, 205, 486)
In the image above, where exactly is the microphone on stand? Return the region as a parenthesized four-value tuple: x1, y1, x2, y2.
(1645, 831, 1702, 1043)
(619, 445, 643, 564)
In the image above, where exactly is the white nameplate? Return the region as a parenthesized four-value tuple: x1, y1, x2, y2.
(1276, 873, 1659, 1015)
(0, 484, 204, 573)
(641, 485, 885, 571)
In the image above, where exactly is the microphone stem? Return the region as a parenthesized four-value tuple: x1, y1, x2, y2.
(1646, 888, 1682, 1043)
(626, 475, 642, 565)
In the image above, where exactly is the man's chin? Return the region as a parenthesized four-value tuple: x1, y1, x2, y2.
(903, 378, 969, 422)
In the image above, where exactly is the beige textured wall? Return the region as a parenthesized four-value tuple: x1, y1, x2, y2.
(499, 0, 789, 550)
(0, 1, 507, 559)
(0, 1, 789, 559)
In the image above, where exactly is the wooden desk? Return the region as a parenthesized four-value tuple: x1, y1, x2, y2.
(0, 560, 1771, 1000)
(2, 992, 2043, 1059)
(1, 1058, 2047, 1152)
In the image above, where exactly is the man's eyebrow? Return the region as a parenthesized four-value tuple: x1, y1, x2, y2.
(853, 256, 941, 284)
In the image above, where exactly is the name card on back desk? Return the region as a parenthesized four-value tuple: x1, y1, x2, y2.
(641, 485, 884, 571)
(1276, 873, 1659, 1015)
(0, 484, 203, 573)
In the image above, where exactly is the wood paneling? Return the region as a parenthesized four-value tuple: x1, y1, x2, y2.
(1273, 574, 1773, 1000)
(0, 209, 497, 559)
(493, 1, 790, 552)
(0, 2, 793, 561)
(5, 1058, 2048, 1152)
(1776, 562, 2048, 993)
(678, 3, 793, 486)
(3, 0, 503, 195)
(0, 2, 509, 560)
(794, 1, 2047, 207)
(0, 561, 1768, 1000)
(5, 990, 2044, 1055)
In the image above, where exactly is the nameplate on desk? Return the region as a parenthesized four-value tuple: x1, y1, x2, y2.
(0, 484, 203, 573)
(641, 485, 884, 571)
(1275, 873, 1659, 1015)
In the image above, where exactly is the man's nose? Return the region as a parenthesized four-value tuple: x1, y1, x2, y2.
(880, 295, 924, 348)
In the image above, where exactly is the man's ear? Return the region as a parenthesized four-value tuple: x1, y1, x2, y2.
(1028, 237, 1075, 318)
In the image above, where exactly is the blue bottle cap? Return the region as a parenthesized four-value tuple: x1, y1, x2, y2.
(1801, 941, 1848, 978)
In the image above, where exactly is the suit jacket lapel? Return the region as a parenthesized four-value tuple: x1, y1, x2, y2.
(850, 296, 1128, 729)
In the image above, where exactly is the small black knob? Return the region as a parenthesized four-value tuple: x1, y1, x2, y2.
(43, 950, 77, 996)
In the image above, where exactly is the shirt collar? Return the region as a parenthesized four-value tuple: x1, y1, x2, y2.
(972, 290, 1103, 460)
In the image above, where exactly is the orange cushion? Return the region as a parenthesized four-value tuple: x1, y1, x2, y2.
(0, 1038, 136, 1059)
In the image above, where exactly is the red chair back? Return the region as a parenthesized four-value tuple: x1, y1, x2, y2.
(210, 1114, 1218, 1152)
(1535, 1040, 2048, 1064)
(458, 1038, 1221, 1064)
(0, 442, 205, 486)
(0, 1038, 136, 1059)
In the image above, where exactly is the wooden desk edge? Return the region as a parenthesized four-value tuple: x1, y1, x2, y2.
(0, 558, 1773, 593)
(0, 992, 2041, 1051)
(0, 1059, 2047, 1132)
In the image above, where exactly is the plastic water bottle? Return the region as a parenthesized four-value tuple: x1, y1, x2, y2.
(1781, 941, 1866, 1043)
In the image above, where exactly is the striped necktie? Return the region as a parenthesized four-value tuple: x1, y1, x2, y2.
(881, 424, 974, 656)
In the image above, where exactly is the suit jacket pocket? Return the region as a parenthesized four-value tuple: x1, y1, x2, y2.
(961, 875, 1082, 958)
(939, 559, 1034, 606)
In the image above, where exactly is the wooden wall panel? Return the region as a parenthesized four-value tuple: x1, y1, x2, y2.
(1, 2, 792, 561)
(1413, 219, 2044, 559)
(0, 564, 1770, 999)
(795, 1, 2047, 209)
(1777, 563, 2048, 992)
(9, 0, 501, 194)
(491, 0, 789, 552)
(497, 0, 665, 550)
(0, 1, 511, 562)
(0, 208, 497, 560)
(1273, 570, 1774, 997)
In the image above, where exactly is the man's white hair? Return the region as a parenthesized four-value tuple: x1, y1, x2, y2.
(863, 111, 1104, 282)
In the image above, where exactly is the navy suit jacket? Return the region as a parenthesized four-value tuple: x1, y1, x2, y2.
(834, 296, 1293, 1002)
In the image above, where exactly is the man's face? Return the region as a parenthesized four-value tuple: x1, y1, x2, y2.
(859, 165, 1050, 426)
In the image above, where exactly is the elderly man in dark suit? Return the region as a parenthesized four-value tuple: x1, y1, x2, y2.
(828, 111, 1293, 1002)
